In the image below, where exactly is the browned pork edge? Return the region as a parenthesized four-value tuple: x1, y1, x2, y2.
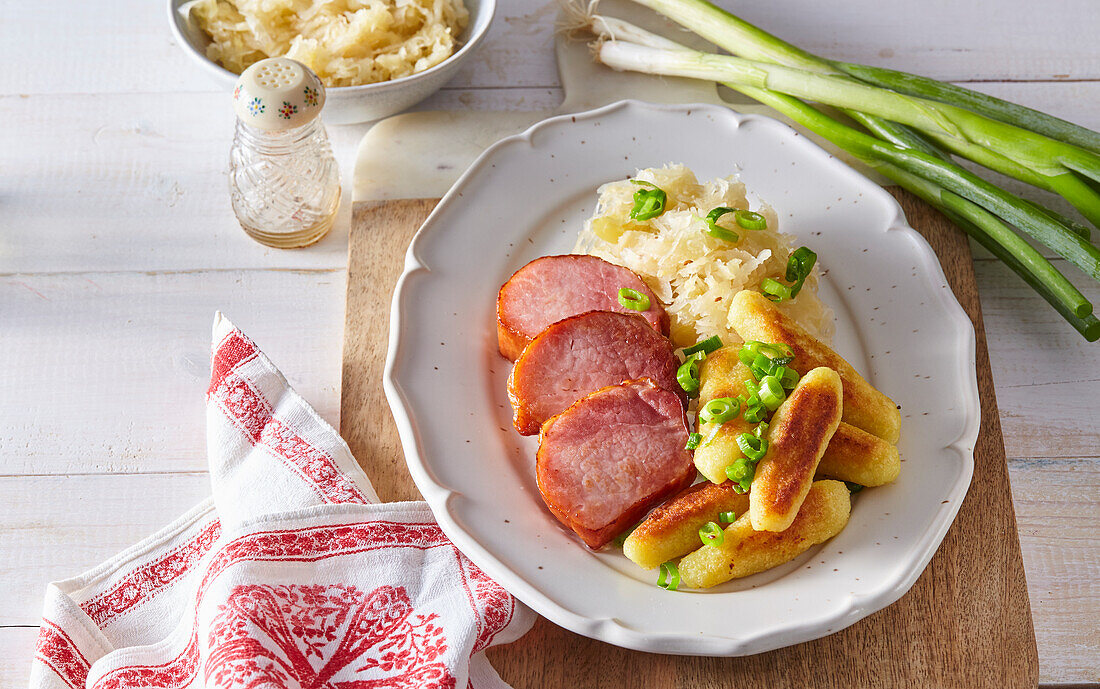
(535, 379, 695, 550)
(496, 255, 669, 361)
(507, 310, 684, 436)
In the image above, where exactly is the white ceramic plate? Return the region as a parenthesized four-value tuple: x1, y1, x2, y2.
(384, 100, 979, 655)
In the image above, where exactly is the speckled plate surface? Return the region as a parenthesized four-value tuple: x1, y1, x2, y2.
(384, 100, 979, 655)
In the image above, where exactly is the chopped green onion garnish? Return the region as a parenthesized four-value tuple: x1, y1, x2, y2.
(754, 421, 769, 439)
(739, 341, 794, 379)
(785, 247, 818, 298)
(617, 287, 650, 311)
(736, 432, 768, 461)
(737, 347, 755, 367)
(676, 353, 704, 395)
(700, 397, 740, 425)
(718, 511, 738, 523)
(725, 456, 754, 482)
(749, 352, 774, 379)
(759, 375, 786, 411)
(704, 207, 740, 242)
(743, 379, 760, 397)
(772, 365, 799, 389)
(734, 209, 768, 230)
(739, 405, 765, 420)
(731, 476, 753, 494)
(657, 561, 680, 590)
(685, 432, 703, 450)
(762, 247, 818, 302)
(845, 481, 865, 494)
(701, 424, 723, 447)
(699, 521, 724, 547)
(630, 181, 667, 221)
(762, 277, 793, 302)
(682, 335, 723, 357)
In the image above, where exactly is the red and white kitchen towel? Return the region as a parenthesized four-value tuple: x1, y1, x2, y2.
(30, 313, 534, 689)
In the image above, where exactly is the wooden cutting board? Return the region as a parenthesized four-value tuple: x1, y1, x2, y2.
(340, 189, 1038, 687)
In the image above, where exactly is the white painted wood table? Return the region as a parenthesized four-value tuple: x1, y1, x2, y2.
(1, 0, 1097, 685)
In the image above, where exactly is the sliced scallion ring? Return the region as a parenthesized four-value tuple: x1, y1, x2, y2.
(657, 561, 680, 591)
(699, 521, 724, 547)
(617, 287, 650, 311)
(736, 432, 768, 461)
(762, 277, 793, 302)
(734, 209, 768, 230)
(630, 180, 667, 221)
(682, 335, 723, 357)
(785, 246, 818, 297)
(718, 511, 738, 523)
(704, 207, 739, 242)
(677, 354, 704, 395)
(685, 432, 703, 451)
(754, 421, 769, 439)
(743, 403, 767, 423)
(725, 456, 754, 482)
(700, 397, 740, 425)
(845, 481, 865, 494)
(759, 375, 786, 411)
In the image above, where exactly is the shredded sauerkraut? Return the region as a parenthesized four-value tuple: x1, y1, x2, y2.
(574, 164, 834, 348)
(186, 0, 468, 87)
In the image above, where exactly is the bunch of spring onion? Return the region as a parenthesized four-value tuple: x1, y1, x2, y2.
(565, 0, 1100, 341)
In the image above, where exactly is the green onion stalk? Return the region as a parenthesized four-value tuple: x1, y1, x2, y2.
(597, 42, 1100, 230)
(625, 0, 1100, 216)
(567, 6, 1100, 339)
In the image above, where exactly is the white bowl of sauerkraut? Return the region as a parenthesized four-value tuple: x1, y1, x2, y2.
(169, 0, 495, 124)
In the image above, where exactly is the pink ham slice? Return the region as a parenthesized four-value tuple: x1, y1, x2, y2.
(536, 379, 696, 550)
(496, 254, 668, 361)
(507, 310, 683, 436)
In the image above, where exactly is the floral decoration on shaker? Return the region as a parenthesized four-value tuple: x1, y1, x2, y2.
(303, 85, 319, 107)
(279, 101, 299, 119)
(248, 97, 265, 116)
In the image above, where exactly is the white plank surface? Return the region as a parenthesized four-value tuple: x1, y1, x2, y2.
(0, 270, 344, 474)
(1, 0, 1098, 685)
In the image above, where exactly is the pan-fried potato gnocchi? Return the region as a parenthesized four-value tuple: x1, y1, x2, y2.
(750, 367, 843, 532)
(693, 348, 757, 484)
(678, 480, 851, 589)
(816, 422, 900, 487)
(729, 290, 901, 444)
(623, 481, 749, 570)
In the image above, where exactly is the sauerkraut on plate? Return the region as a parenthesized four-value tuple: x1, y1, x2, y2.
(574, 164, 834, 347)
(185, 0, 469, 87)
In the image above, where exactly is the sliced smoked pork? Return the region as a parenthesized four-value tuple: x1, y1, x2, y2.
(496, 254, 668, 361)
(507, 310, 682, 435)
(536, 380, 695, 550)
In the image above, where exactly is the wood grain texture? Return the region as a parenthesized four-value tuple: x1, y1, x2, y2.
(1008, 458, 1100, 683)
(343, 190, 1038, 687)
(341, 200, 440, 502)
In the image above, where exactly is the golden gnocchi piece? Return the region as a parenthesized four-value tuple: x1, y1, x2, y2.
(678, 480, 851, 589)
(816, 421, 901, 487)
(693, 348, 757, 484)
(623, 481, 749, 570)
(750, 367, 843, 532)
(729, 290, 901, 444)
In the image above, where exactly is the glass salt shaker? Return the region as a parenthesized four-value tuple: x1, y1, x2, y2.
(229, 58, 340, 248)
